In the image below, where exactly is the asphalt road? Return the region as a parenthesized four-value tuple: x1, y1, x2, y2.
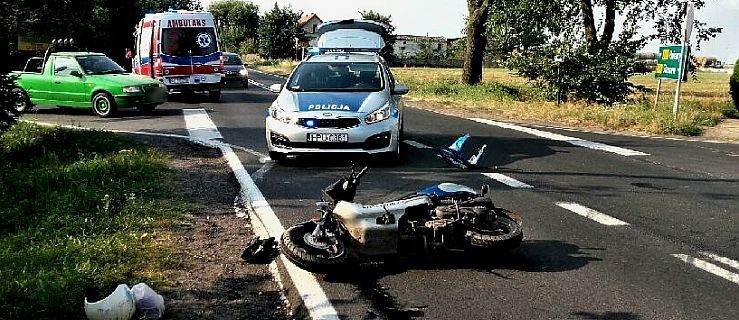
(22, 70, 739, 319)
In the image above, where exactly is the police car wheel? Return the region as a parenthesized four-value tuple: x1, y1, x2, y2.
(269, 151, 287, 162)
(92, 92, 117, 118)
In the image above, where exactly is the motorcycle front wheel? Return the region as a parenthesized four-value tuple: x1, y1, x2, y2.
(280, 222, 351, 273)
(467, 214, 523, 250)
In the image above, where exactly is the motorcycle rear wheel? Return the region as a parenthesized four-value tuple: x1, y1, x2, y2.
(468, 215, 523, 250)
(280, 222, 350, 273)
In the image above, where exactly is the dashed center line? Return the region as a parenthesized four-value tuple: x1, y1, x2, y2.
(672, 254, 739, 286)
(700, 251, 739, 270)
(482, 173, 534, 189)
(404, 140, 432, 149)
(183, 109, 223, 140)
(556, 202, 630, 226)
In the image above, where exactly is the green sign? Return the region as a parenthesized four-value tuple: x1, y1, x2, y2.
(655, 45, 686, 80)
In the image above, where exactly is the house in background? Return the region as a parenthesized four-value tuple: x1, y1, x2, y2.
(393, 35, 459, 59)
(298, 13, 323, 47)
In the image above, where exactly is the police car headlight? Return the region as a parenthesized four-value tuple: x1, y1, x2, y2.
(269, 104, 293, 124)
(123, 86, 143, 93)
(365, 104, 391, 124)
(239, 68, 248, 76)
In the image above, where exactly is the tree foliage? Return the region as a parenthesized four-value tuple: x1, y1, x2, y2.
(487, 0, 722, 104)
(359, 10, 397, 63)
(2, 0, 200, 70)
(210, 0, 259, 54)
(258, 4, 303, 59)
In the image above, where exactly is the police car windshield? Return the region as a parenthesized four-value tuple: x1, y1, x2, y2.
(287, 62, 383, 92)
(76, 55, 125, 75)
(162, 27, 218, 56)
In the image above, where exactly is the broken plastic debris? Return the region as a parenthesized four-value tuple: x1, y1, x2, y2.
(131, 283, 165, 319)
(84, 284, 136, 320)
(241, 236, 279, 264)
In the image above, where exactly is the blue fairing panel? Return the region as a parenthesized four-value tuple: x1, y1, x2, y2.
(417, 183, 477, 198)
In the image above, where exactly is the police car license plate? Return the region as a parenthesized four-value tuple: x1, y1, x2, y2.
(170, 77, 189, 84)
(307, 133, 348, 142)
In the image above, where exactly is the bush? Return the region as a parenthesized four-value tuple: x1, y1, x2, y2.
(730, 58, 739, 112)
(0, 73, 21, 129)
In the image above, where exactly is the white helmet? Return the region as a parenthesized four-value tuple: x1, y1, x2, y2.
(84, 284, 136, 320)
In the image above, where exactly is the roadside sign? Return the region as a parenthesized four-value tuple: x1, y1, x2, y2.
(17, 35, 51, 52)
(655, 45, 687, 80)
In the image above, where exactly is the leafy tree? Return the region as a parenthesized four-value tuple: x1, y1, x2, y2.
(359, 10, 396, 64)
(489, 0, 721, 104)
(210, 0, 259, 53)
(462, 0, 491, 85)
(258, 4, 303, 59)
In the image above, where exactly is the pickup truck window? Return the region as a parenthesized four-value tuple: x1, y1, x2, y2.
(54, 57, 80, 76)
(76, 55, 125, 75)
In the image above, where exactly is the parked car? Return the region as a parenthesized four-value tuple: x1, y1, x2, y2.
(12, 52, 167, 117)
(265, 20, 409, 162)
(221, 52, 249, 88)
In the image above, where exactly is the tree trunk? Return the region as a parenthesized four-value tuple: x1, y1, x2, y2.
(580, 0, 598, 54)
(600, 0, 616, 50)
(462, 0, 491, 85)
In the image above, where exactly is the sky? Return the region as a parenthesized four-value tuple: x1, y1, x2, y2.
(199, 0, 739, 63)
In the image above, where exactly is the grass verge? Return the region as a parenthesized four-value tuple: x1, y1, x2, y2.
(0, 122, 188, 319)
(252, 61, 735, 136)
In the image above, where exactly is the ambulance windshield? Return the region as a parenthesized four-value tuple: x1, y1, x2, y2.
(161, 27, 218, 56)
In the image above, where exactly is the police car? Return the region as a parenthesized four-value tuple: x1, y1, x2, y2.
(266, 20, 409, 162)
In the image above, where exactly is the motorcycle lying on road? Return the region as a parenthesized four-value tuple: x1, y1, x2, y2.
(280, 166, 524, 273)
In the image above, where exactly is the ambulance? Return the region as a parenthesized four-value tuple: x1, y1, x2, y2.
(132, 9, 224, 101)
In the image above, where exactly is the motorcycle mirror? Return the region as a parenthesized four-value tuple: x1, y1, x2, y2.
(481, 184, 490, 196)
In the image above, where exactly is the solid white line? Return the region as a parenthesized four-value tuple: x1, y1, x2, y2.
(249, 68, 289, 79)
(248, 79, 279, 93)
(700, 252, 739, 271)
(672, 254, 739, 285)
(469, 118, 650, 156)
(182, 111, 339, 320)
(404, 140, 432, 149)
(183, 109, 223, 140)
(555, 202, 629, 226)
(481, 173, 534, 189)
(221, 146, 340, 319)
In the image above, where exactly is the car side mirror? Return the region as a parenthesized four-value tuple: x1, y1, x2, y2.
(243, 63, 248, 67)
(269, 83, 282, 92)
(70, 70, 83, 78)
(392, 83, 410, 95)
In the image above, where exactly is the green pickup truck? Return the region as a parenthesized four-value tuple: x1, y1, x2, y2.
(13, 52, 167, 117)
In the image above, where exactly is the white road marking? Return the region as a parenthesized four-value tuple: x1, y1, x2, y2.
(555, 202, 629, 226)
(183, 109, 223, 140)
(469, 118, 650, 156)
(222, 146, 339, 319)
(183, 111, 340, 320)
(672, 254, 739, 285)
(248, 79, 279, 92)
(249, 68, 288, 79)
(700, 252, 739, 271)
(404, 140, 432, 149)
(481, 173, 534, 189)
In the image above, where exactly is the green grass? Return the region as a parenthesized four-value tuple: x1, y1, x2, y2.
(0, 122, 188, 319)
(393, 67, 734, 136)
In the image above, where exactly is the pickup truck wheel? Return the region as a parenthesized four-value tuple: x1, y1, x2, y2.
(12, 88, 32, 113)
(92, 92, 117, 118)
